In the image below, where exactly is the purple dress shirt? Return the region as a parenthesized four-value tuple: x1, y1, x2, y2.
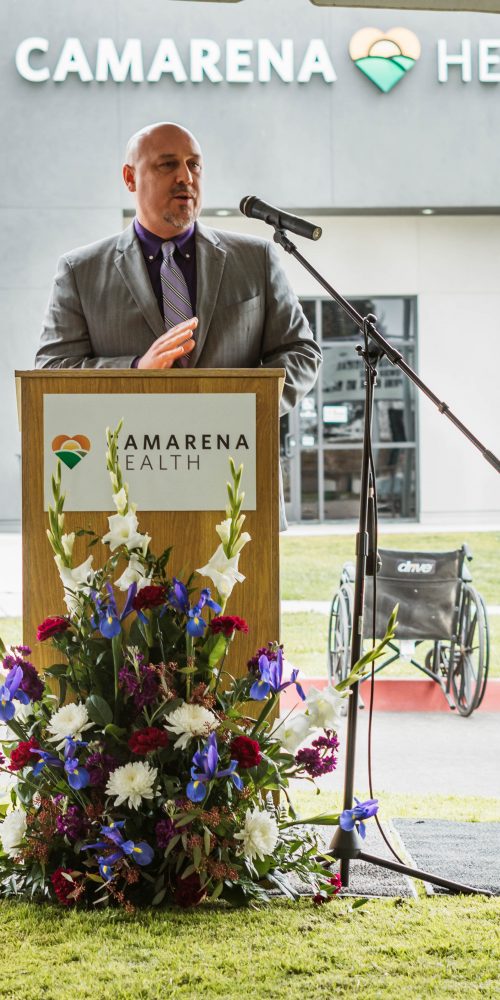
(131, 219, 197, 366)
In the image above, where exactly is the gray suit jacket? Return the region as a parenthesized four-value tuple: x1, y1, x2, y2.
(36, 222, 321, 415)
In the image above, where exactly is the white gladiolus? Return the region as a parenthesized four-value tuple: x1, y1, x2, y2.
(0, 808, 27, 858)
(164, 703, 219, 750)
(55, 554, 95, 615)
(106, 761, 157, 810)
(112, 488, 128, 515)
(305, 685, 345, 731)
(61, 532, 75, 559)
(47, 702, 92, 750)
(102, 510, 149, 553)
(272, 712, 311, 753)
(215, 518, 251, 556)
(196, 544, 245, 599)
(115, 555, 152, 592)
(234, 807, 279, 861)
(215, 517, 232, 546)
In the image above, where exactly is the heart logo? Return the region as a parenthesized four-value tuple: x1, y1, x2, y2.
(52, 434, 91, 470)
(349, 27, 421, 93)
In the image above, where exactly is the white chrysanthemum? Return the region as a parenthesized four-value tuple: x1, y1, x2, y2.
(272, 712, 311, 753)
(106, 761, 157, 810)
(164, 703, 219, 750)
(0, 808, 27, 858)
(115, 554, 152, 592)
(46, 702, 92, 750)
(102, 511, 150, 553)
(196, 544, 245, 599)
(305, 685, 345, 731)
(234, 807, 279, 862)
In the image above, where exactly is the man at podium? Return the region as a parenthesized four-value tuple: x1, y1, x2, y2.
(35, 122, 321, 416)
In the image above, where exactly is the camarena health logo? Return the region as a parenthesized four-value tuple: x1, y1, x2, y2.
(52, 434, 91, 470)
(349, 27, 421, 93)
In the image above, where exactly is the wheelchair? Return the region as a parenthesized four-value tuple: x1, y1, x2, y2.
(327, 544, 490, 717)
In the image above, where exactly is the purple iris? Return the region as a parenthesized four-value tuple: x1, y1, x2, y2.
(168, 579, 221, 638)
(187, 732, 243, 803)
(339, 798, 379, 840)
(249, 648, 306, 702)
(32, 738, 90, 791)
(91, 583, 137, 639)
(85, 820, 154, 880)
(0, 665, 30, 722)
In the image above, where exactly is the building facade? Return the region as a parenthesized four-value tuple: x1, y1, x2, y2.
(1, 0, 499, 524)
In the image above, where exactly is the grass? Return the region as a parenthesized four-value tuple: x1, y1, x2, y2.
(281, 611, 500, 679)
(280, 531, 500, 605)
(280, 530, 499, 680)
(1, 893, 500, 1000)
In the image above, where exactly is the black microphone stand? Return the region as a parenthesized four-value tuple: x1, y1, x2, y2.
(273, 226, 499, 897)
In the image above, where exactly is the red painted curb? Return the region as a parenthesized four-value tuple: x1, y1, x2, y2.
(280, 677, 500, 713)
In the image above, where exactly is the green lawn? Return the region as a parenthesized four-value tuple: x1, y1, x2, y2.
(281, 611, 500, 679)
(1, 892, 499, 1000)
(280, 531, 499, 681)
(280, 531, 500, 605)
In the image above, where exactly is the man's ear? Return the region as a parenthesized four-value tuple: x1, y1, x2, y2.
(123, 164, 136, 192)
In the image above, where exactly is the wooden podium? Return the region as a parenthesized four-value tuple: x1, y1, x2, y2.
(16, 369, 284, 675)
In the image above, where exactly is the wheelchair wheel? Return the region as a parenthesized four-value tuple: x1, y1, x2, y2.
(450, 584, 488, 716)
(327, 585, 353, 686)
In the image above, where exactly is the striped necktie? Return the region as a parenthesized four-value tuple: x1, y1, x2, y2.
(160, 240, 193, 366)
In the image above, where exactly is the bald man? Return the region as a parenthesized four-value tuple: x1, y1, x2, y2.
(36, 122, 321, 415)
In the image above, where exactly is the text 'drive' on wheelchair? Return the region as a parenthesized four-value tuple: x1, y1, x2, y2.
(327, 545, 490, 717)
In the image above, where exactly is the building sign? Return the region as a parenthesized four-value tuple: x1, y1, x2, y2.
(44, 393, 256, 512)
(14, 32, 500, 86)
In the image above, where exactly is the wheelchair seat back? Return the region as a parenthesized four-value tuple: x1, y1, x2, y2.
(364, 548, 463, 640)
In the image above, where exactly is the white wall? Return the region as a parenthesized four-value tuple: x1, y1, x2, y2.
(204, 212, 500, 524)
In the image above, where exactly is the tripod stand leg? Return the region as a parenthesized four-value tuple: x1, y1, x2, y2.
(357, 850, 492, 897)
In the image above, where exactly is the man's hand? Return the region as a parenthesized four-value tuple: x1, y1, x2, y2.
(137, 317, 198, 369)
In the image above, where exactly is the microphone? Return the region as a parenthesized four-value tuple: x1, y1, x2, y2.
(239, 195, 322, 241)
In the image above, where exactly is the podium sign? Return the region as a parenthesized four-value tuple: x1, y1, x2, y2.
(16, 369, 284, 675)
(43, 392, 257, 511)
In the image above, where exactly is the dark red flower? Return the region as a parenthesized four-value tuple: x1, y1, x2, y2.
(230, 735, 262, 770)
(128, 727, 169, 755)
(36, 616, 70, 641)
(174, 872, 207, 908)
(51, 867, 79, 906)
(132, 586, 167, 612)
(329, 872, 342, 894)
(209, 616, 249, 637)
(8, 737, 40, 772)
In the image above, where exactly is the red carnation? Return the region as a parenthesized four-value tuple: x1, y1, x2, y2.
(8, 737, 40, 772)
(230, 735, 262, 770)
(36, 616, 70, 642)
(128, 727, 169, 755)
(51, 868, 79, 906)
(132, 586, 167, 612)
(174, 872, 207, 908)
(209, 616, 249, 637)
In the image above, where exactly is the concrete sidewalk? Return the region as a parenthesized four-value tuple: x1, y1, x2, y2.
(289, 710, 500, 800)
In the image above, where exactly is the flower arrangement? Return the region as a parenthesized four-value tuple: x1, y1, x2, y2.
(0, 423, 396, 910)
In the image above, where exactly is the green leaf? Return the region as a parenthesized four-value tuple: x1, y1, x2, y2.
(203, 827, 211, 856)
(209, 880, 224, 901)
(103, 724, 127, 743)
(152, 887, 167, 906)
(193, 845, 202, 870)
(352, 898, 370, 910)
(208, 634, 227, 667)
(86, 694, 113, 726)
